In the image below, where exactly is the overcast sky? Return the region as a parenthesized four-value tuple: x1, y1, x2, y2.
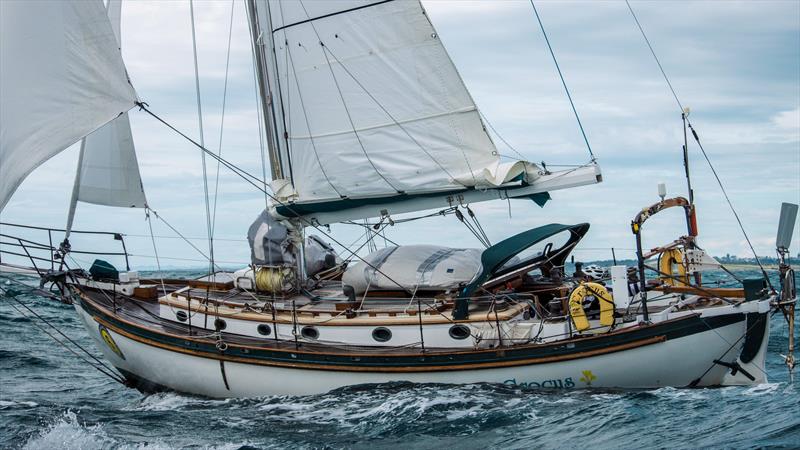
(1, 0, 798, 270)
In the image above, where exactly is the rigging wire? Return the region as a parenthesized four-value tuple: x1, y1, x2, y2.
(188, 0, 216, 279)
(478, 110, 527, 161)
(136, 103, 416, 296)
(211, 0, 237, 236)
(529, 1, 595, 161)
(144, 208, 168, 297)
(146, 208, 224, 272)
(0, 283, 127, 386)
(624, 0, 773, 289)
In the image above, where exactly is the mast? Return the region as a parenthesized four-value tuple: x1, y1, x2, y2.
(247, 0, 306, 284)
(246, 0, 284, 182)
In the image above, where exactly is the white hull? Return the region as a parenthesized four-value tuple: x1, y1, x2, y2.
(75, 303, 768, 398)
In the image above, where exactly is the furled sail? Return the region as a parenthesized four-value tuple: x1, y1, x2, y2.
(74, 0, 147, 208)
(0, 0, 138, 211)
(249, 0, 601, 224)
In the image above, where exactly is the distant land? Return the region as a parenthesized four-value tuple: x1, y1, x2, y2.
(575, 254, 796, 270)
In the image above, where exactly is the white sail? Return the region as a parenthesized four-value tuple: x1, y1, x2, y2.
(248, 0, 601, 224)
(0, 0, 138, 211)
(75, 0, 147, 208)
(264, 0, 539, 202)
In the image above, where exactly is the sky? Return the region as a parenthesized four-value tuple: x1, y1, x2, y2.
(1, 0, 799, 271)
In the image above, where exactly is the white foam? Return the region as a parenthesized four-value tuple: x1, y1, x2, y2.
(743, 382, 780, 396)
(0, 400, 38, 409)
(22, 411, 113, 450)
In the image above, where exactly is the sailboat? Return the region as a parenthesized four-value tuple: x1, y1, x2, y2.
(0, 0, 797, 398)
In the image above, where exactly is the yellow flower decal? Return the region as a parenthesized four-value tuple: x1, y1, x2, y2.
(579, 370, 597, 385)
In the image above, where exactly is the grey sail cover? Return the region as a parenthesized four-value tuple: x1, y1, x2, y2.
(248, 210, 296, 266)
(342, 245, 482, 294)
(247, 210, 340, 275)
(0, 0, 138, 211)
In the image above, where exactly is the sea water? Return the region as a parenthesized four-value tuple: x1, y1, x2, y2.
(1, 268, 798, 449)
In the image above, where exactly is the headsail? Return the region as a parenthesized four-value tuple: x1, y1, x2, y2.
(73, 0, 147, 209)
(248, 0, 600, 224)
(0, 0, 138, 211)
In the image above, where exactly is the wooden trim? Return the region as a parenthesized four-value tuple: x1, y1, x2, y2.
(93, 314, 666, 373)
(139, 278, 233, 291)
(157, 295, 528, 327)
(77, 288, 709, 360)
(659, 285, 746, 298)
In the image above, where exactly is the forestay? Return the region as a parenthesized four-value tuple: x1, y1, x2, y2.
(75, 0, 147, 208)
(0, 0, 138, 211)
(260, 0, 541, 203)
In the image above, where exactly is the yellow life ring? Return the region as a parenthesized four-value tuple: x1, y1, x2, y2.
(569, 282, 615, 332)
(659, 248, 689, 286)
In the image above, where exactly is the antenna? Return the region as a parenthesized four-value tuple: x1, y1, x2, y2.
(681, 107, 694, 205)
(657, 182, 666, 201)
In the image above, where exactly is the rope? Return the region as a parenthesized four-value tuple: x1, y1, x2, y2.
(211, 0, 236, 237)
(624, 0, 773, 290)
(0, 283, 127, 385)
(529, 1, 595, 161)
(188, 0, 216, 279)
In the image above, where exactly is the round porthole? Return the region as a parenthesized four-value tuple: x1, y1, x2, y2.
(175, 310, 188, 322)
(257, 324, 272, 336)
(301, 326, 319, 340)
(449, 324, 471, 340)
(214, 318, 227, 331)
(372, 327, 392, 342)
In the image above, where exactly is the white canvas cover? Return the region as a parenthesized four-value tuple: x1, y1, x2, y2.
(0, 0, 138, 211)
(76, 0, 147, 208)
(264, 0, 540, 203)
(342, 245, 482, 294)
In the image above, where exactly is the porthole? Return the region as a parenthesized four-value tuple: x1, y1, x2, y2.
(372, 327, 392, 343)
(175, 310, 188, 322)
(257, 324, 272, 336)
(214, 318, 227, 331)
(301, 326, 319, 340)
(449, 324, 471, 340)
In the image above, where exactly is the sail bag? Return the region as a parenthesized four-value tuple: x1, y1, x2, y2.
(342, 245, 482, 294)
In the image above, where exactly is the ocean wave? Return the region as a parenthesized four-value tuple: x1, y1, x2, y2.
(22, 411, 114, 450)
(0, 400, 38, 409)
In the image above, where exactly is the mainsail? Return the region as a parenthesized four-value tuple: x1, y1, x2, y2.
(0, 0, 138, 211)
(71, 0, 147, 209)
(248, 0, 601, 225)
